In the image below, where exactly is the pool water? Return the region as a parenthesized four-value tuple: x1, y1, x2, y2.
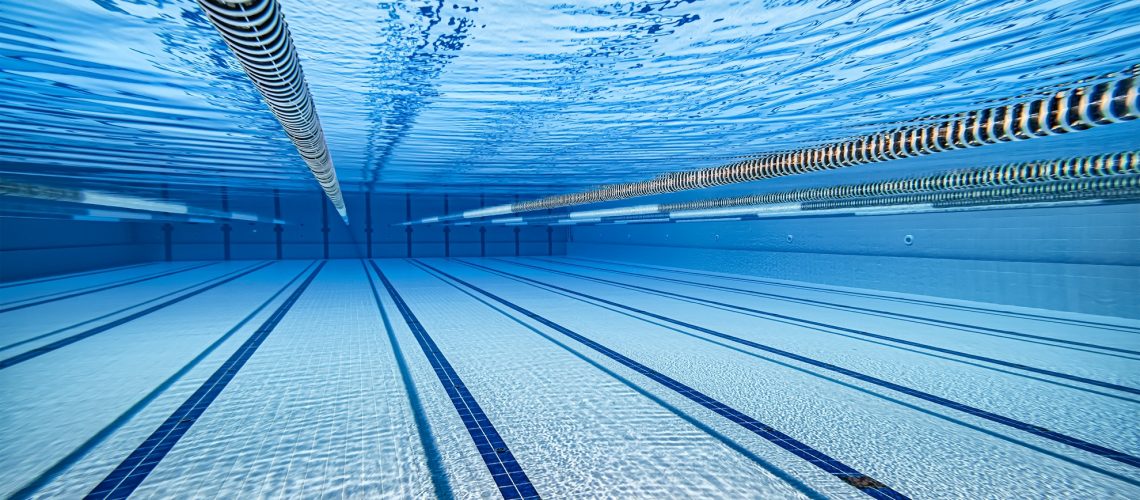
(2, 0, 1139, 499)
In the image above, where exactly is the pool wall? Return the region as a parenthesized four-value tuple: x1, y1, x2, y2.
(0, 191, 570, 282)
(568, 203, 1140, 318)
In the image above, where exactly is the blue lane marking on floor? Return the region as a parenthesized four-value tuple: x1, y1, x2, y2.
(370, 260, 539, 500)
(538, 258, 1139, 357)
(0, 262, 152, 289)
(563, 256, 1140, 334)
(0, 262, 275, 370)
(360, 260, 455, 500)
(0, 266, 263, 355)
(502, 259, 1140, 396)
(465, 259, 1140, 471)
(84, 262, 326, 500)
(0, 263, 217, 313)
(8, 262, 318, 500)
(416, 260, 908, 500)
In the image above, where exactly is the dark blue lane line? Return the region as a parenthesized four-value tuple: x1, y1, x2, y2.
(463, 259, 1140, 472)
(562, 256, 1140, 334)
(85, 262, 326, 500)
(10, 261, 318, 500)
(0, 262, 275, 370)
(0, 265, 260, 355)
(409, 260, 829, 499)
(0, 262, 211, 307)
(456, 261, 1140, 488)
(502, 259, 1140, 397)
(0, 262, 151, 289)
(370, 260, 539, 500)
(536, 258, 1139, 357)
(360, 260, 454, 500)
(417, 260, 908, 500)
(0, 263, 218, 313)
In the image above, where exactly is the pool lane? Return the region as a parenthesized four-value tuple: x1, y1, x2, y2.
(0, 262, 274, 369)
(0, 261, 264, 353)
(383, 260, 817, 499)
(424, 258, 1140, 498)
(463, 259, 1140, 475)
(0, 262, 183, 306)
(497, 258, 1140, 457)
(0, 262, 151, 291)
(416, 260, 906, 500)
(489, 259, 1140, 459)
(539, 258, 1138, 357)
(0, 262, 217, 314)
(85, 262, 326, 499)
(562, 256, 1140, 337)
(0, 261, 314, 499)
(113, 261, 436, 498)
(371, 261, 538, 500)
(510, 259, 1140, 394)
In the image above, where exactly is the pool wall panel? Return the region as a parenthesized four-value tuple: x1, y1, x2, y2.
(567, 203, 1140, 318)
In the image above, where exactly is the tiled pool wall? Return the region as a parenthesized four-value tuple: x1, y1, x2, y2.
(1, 192, 570, 282)
(568, 203, 1140, 318)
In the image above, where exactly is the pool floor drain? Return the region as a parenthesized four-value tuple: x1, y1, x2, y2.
(840, 475, 887, 489)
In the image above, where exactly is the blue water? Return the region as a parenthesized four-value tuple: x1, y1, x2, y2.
(3, 0, 1140, 197)
(2, 0, 1140, 498)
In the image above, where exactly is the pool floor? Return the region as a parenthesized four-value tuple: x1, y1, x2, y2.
(1, 258, 1137, 498)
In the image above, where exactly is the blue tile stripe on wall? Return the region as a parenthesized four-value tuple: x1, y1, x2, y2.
(84, 262, 326, 500)
(461, 259, 1140, 473)
(0, 261, 276, 370)
(415, 260, 909, 500)
(0, 262, 217, 313)
(369, 260, 540, 500)
(504, 259, 1140, 396)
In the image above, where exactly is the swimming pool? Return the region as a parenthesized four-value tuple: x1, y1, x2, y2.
(2, 0, 1139, 498)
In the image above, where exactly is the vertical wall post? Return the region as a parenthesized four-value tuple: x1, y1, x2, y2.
(479, 193, 486, 257)
(221, 186, 231, 260)
(513, 194, 520, 256)
(547, 226, 554, 256)
(442, 194, 450, 257)
(321, 192, 330, 259)
(273, 189, 283, 260)
(162, 224, 173, 262)
(160, 183, 172, 261)
(365, 191, 373, 258)
(405, 193, 413, 258)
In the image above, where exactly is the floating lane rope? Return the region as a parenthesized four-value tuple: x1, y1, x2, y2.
(197, 0, 348, 222)
(409, 68, 1138, 224)
(457, 152, 1140, 225)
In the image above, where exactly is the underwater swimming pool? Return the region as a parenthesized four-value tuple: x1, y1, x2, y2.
(2, 0, 1139, 498)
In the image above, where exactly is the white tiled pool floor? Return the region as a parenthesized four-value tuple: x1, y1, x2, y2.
(1, 258, 1137, 499)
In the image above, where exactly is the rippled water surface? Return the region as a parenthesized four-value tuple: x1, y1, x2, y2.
(2, 0, 1140, 197)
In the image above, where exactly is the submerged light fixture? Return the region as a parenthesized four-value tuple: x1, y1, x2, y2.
(407, 68, 1139, 225)
(197, 0, 348, 223)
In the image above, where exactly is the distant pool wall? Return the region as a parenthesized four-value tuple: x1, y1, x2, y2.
(0, 218, 148, 281)
(568, 203, 1140, 318)
(0, 191, 569, 282)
